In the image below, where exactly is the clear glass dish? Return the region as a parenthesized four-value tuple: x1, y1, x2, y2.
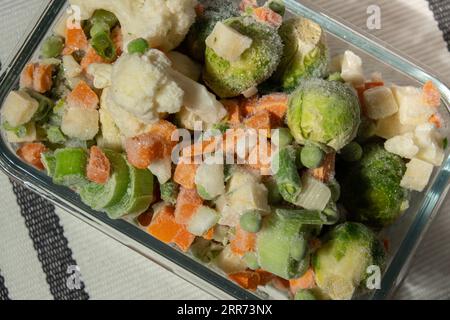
(0, 0, 449, 300)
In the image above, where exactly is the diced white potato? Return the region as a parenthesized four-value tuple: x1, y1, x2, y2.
(66, 75, 84, 90)
(176, 106, 207, 131)
(98, 107, 123, 151)
(61, 107, 99, 140)
(329, 54, 343, 73)
(149, 157, 172, 185)
(364, 86, 399, 120)
(188, 206, 220, 236)
(416, 143, 445, 166)
(5, 122, 37, 143)
(227, 168, 261, 193)
(63, 55, 82, 78)
(384, 133, 419, 159)
(214, 245, 247, 274)
(401, 158, 434, 192)
(170, 70, 227, 124)
(40, 58, 62, 66)
(392, 86, 434, 126)
(87, 63, 113, 89)
(295, 175, 331, 211)
(340, 51, 365, 86)
(227, 182, 270, 215)
(217, 201, 240, 227)
(166, 51, 201, 81)
(375, 112, 415, 139)
(413, 123, 445, 166)
(205, 21, 253, 62)
(2, 91, 39, 127)
(195, 163, 225, 200)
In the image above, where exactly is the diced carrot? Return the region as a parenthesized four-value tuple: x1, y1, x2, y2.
(423, 81, 441, 108)
(20, 64, 35, 89)
(148, 120, 179, 156)
(383, 239, 390, 252)
(429, 114, 442, 128)
(137, 211, 154, 227)
(289, 268, 316, 294)
(174, 161, 198, 190)
(364, 81, 384, 90)
(244, 110, 272, 132)
(182, 138, 219, 158)
(125, 133, 165, 169)
(80, 46, 107, 70)
(253, 7, 283, 28)
(86, 146, 111, 184)
(240, 95, 259, 117)
(230, 225, 256, 256)
(148, 205, 195, 252)
(239, 0, 258, 12)
(229, 271, 260, 291)
(256, 270, 275, 286)
(33, 64, 53, 93)
(111, 26, 123, 57)
(272, 277, 290, 292)
(203, 227, 215, 240)
(174, 187, 203, 225)
(67, 81, 99, 109)
(310, 152, 336, 183)
(64, 26, 88, 55)
(309, 238, 322, 252)
(17, 143, 48, 170)
(222, 99, 242, 126)
(256, 93, 288, 126)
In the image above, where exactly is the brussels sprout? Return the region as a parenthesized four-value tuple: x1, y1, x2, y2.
(204, 16, 283, 98)
(340, 143, 408, 227)
(312, 222, 385, 300)
(287, 79, 361, 151)
(184, 0, 239, 62)
(274, 18, 329, 92)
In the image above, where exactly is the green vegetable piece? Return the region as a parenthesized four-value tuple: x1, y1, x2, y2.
(191, 238, 224, 263)
(295, 289, 317, 300)
(443, 137, 448, 149)
(327, 72, 344, 83)
(300, 145, 325, 169)
(265, 177, 283, 205)
(328, 179, 341, 202)
(53, 148, 88, 187)
(204, 16, 283, 98)
(240, 210, 262, 233)
(105, 162, 154, 219)
(272, 128, 294, 148)
(312, 222, 385, 300)
(90, 21, 110, 38)
(275, 209, 335, 226)
(273, 146, 302, 204)
(257, 210, 313, 279)
(24, 89, 55, 125)
(287, 79, 361, 151)
(41, 35, 64, 58)
(91, 32, 116, 61)
(243, 252, 260, 270)
(356, 117, 377, 143)
(2, 121, 28, 138)
(41, 152, 56, 176)
(80, 151, 130, 211)
(90, 9, 118, 29)
(340, 142, 363, 162)
(127, 38, 149, 55)
(340, 143, 408, 227)
(160, 181, 179, 205)
(274, 18, 329, 92)
(268, 0, 286, 16)
(45, 125, 66, 144)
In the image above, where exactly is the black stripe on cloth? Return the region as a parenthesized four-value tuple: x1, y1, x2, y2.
(10, 180, 89, 300)
(0, 270, 11, 300)
(427, 0, 450, 50)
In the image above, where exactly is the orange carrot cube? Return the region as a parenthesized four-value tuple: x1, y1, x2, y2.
(67, 81, 99, 109)
(174, 187, 203, 225)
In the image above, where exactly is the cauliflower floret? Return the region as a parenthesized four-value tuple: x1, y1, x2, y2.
(87, 63, 113, 89)
(69, 0, 197, 52)
(384, 133, 419, 159)
(110, 50, 184, 124)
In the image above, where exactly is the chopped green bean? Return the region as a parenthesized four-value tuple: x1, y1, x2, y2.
(45, 125, 66, 144)
(265, 177, 283, 205)
(90, 21, 110, 38)
(268, 0, 286, 16)
(160, 181, 179, 205)
(294, 289, 317, 300)
(91, 9, 118, 28)
(274, 146, 302, 204)
(91, 32, 116, 61)
(41, 36, 64, 58)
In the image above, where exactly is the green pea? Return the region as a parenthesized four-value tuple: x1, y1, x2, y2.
(272, 128, 294, 148)
(340, 142, 363, 162)
(240, 210, 262, 233)
(128, 38, 149, 55)
(300, 145, 325, 169)
(243, 252, 260, 270)
(91, 9, 118, 28)
(90, 21, 110, 38)
(294, 289, 317, 300)
(41, 36, 64, 58)
(328, 179, 341, 202)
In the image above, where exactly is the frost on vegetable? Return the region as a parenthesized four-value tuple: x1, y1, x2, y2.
(313, 223, 385, 300)
(363, 86, 399, 120)
(331, 51, 365, 86)
(384, 133, 419, 159)
(287, 79, 361, 151)
(340, 143, 408, 227)
(204, 16, 283, 98)
(392, 86, 435, 126)
(273, 17, 329, 92)
(400, 158, 434, 192)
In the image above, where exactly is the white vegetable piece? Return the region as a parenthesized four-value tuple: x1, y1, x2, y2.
(166, 51, 201, 81)
(63, 55, 82, 78)
(334, 51, 365, 86)
(169, 69, 227, 124)
(375, 112, 415, 140)
(384, 133, 419, 159)
(188, 206, 220, 236)
(215, 245, 248, 274)
(416, 144, 445, 166)
(205, 21, 253, 62)
(61, 107, 99, 140)
(98, 107, 123, 151)
(1, 91, 39, 127)
(242, 86, 258, 98)
(53, 11, 71, 38)
(363, 86, 399, 120)
(176, 106, 208, 131)
(149, 157, 172, 185)
(195, 163, 225, 200)
(87, 63, 113, 89)
(6, 122, 37, 143)
(414, 123, 445, 166)
(400, 158, 434, 192)
(66, 76, 84, 90)
(295, 175, 331, 211)
(392, 86, 434, 126)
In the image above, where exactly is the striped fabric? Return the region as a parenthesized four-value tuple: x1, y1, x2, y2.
(0, 0, 449, 300)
